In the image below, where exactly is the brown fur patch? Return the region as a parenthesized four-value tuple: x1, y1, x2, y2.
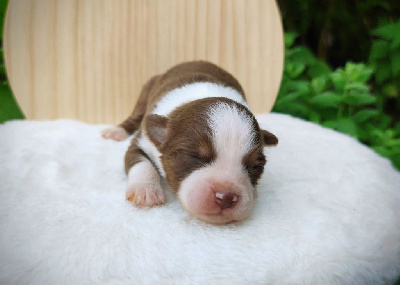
(158, 99, 217, 192)
(242, 147, 267, 186)
(145, 114, 169, 148)
(261, 130, 279, 146)
(124, 131, 147, 174)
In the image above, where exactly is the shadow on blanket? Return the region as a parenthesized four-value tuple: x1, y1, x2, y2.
(0, 113, 399, 284)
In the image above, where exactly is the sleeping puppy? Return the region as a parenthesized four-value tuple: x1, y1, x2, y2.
(102, 61, 278, 224)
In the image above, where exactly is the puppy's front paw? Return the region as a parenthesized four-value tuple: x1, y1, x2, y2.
(101, 127, 129, 141)
(126, 183, 166, 207)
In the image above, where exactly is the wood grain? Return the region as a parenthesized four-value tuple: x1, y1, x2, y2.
(4, 0, 284, 124)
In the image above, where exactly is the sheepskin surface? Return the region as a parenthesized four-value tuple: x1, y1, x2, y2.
(0, 113, 399, 285)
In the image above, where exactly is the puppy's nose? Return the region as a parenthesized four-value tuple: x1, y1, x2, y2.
(215, 192, 238, 210)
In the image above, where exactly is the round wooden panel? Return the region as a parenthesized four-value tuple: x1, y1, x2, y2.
(4, 0, 284, 124)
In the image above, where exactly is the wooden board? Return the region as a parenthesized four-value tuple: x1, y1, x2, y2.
(3, 0, 284, 124)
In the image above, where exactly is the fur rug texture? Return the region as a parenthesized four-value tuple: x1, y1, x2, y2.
(0, 113, 399, 285)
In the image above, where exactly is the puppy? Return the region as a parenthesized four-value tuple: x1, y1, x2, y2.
(102, 61, 278, 224)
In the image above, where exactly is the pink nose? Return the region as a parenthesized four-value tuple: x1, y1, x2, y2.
(215, 192, 238, 210)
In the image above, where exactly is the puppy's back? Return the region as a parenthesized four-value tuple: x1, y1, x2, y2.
(146, 61, 246, 112)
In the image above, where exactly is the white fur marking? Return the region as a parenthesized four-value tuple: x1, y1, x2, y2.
(208, 102, 256, 173)
(152, 82, 248, 116)
(127, 160, 159, 185)
(137, 131, 166, 177)
(126, 160, 165, 206)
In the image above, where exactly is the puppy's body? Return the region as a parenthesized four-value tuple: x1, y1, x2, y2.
(102, 61, 277, 224)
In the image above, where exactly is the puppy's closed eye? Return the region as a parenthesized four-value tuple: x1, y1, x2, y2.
(178, 152, 210, 165)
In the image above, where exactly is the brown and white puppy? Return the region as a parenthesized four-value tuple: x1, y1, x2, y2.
(102, 61, 278, 224)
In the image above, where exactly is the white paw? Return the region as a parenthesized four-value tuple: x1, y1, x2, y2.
(101, 127, 129, 141)
(126, 183, 166, 207)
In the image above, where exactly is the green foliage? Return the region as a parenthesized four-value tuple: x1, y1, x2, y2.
(0, 0, 7, 41)
(273, 32, 400, 170)
(369, 21, 400, 117)
(1, 45, 25, 123)
(0, 0, 25, 123)
(277, 0, 400, 67)
(0, 81, 24, 123)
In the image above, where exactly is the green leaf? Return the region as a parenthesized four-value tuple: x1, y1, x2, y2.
(390, 51, 400, 77)
(366, 126, 385, 145)
(335, 118, 358, 137)
(381, 129, 395, 143)
(0, 64, 6, 77)
(275, 91, 304, 107)
(378, 113, 393, 129)
(369, 40, 390, 61)
(322, 120, 337, 129)
(343, 63, 373, 83)
(345, 82, 370, 93)
(309, 111, 320, 123)
(307, 61, 331, 78)
(387, 139, 400, 148)
(311, 76, 328, 93)
(392, 31, 400, 49)
(357, 67, 374, 83)
(394, 122, 400, 135)
(275, 102, 310, 119)
(284, 32, 298, 48)
(0, 1, 7, 16)
(286, 46, 316, 65)
(330, 72, 346, 91)
(323, 119, 358, 137)
(0, 0, 9, 41)
(353, 109, 379, 123)
(284, 80, 310, 95)
(286, 63, 306, 79)
(372, 22, 400, 40)
(0, 84, 25, 123)
(310, 92, 342, 108)
(390, 152, 400, 171)
(375, 62, 392, 84)
(343, 93, 377, 106)
(372, 146, 392, 158)
(382, 84, 398, 98)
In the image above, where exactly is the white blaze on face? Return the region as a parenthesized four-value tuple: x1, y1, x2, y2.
(178, 102, 258, 224)
(208, 102, 256, 174)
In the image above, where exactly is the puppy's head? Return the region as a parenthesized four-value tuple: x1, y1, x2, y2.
(146, 98, 278, 224)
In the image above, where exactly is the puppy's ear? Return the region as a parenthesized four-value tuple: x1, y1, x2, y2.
(145, 114, 169, 149)
(261, 129, 278, 146)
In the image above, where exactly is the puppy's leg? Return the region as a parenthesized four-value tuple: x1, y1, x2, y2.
(124, 138, 165, 207)
(102, 76, 159, 141)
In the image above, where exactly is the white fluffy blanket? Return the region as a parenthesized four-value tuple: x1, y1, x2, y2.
(0, 113, 399, 285)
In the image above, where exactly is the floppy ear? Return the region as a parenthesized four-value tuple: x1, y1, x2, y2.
(145, 114, 169, 149)
(261, 129, 278, 146)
